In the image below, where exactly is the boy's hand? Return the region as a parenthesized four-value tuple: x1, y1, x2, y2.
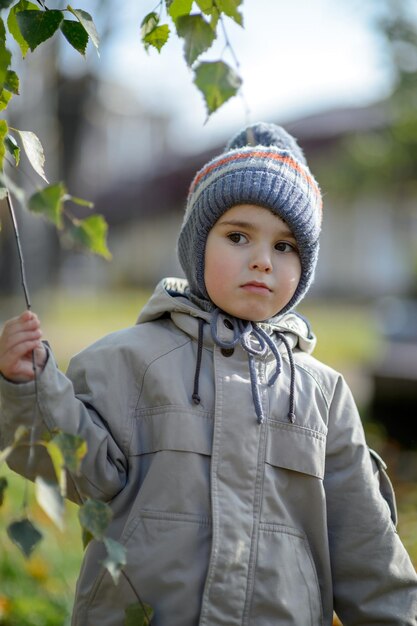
(0, 311, 47, 383)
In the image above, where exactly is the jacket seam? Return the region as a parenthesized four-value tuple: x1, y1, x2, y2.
(134, 336, 193, 411)
(267, 419, 326, 441)
(134, 404, 212, 418)
(293, 361, 332, 409)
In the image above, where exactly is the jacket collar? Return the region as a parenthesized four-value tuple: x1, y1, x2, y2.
(137, 277, 316, 355)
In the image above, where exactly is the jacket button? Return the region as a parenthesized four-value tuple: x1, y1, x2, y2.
(221, 348, 234, 357)
(223, 319, 233, 329)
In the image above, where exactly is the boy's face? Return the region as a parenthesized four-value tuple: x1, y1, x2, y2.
(204, 204, 301, 321)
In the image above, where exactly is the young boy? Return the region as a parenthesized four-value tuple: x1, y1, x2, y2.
(1, 123, 416, 625)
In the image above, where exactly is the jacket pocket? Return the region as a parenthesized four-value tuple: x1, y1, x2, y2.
(125, 407, 213, 528)
(250, 523, 324, 625)
(266, 419, 326, 479)
(78, 511, 212, 626)
(369, 447, 398, 525)
(130, 405, 213, 456)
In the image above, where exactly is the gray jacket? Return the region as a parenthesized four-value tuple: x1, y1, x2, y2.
(1, 278, 417, 625)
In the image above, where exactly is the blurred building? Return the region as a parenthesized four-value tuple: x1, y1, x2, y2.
(88, 101, 417, 301)
(2, 68, 416, 301)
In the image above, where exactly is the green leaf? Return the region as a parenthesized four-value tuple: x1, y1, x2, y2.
(194, 60, 242, 114)
(81, 527, 94, 549)
(0, 87, 12, 110)
(35, 476, 65, 531)
(60, 19, 88, 55)
(0, 16, 6, 44)
(16, 9, 64, 51)
(78, 499, 112, 541)
(4, 69, 19, 94)
(44, 432, 87, 498)
(15, 128, 48, 181)
(69, 214, 112, 259)
(124, 601, 154, 626)
(195, 0, 215, 15)
(0, 45, 12, 90)
(145, 23, 169, 52)
(5, 133, 20, 165)
(141, 12, 170, 53)
(7, 518, 43, 558)
(195, 1, 219, 30)
(67, 7, 99, 53)
(28, 182, 66, 227)
(102, 537, 127, 585)
(176, 14, 215, 66)
(50, 431, 87, 475)
(167, 0, 193, 21)
(141, 11, 158, 38)
(216, 0, 243, 26)
(0, 476, 7, 506)
(0, 0, 16, 9)
(7, 1, 39, 58)
(0, 117, 7, 170)
(0, 425, 28, 466)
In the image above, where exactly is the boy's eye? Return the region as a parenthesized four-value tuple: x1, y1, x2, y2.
(275, 241, 297, 253)
(227, 232, 247, 244)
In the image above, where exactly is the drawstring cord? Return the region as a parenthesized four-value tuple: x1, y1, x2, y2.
(275, 332, 296, 423)
(192, 317, 205, 405)
(207, 308, 297, 425)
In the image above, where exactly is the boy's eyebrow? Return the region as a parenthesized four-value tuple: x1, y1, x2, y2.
(217, 219, 256, 229)
(217, 218, 295, 238)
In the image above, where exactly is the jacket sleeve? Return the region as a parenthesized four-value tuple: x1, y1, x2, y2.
(0, 343, 130, 505)
(324, 375, 417, 625)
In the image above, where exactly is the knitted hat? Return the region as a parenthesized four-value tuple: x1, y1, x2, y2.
(177, 122, 323, 316)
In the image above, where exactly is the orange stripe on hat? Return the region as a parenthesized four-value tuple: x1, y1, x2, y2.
(189, 149, 323, 212)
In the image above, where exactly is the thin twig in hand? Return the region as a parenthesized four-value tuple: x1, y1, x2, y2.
(6, 189, 38, 501)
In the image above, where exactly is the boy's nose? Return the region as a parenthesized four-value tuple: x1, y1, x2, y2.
(249, 248, 272, 272)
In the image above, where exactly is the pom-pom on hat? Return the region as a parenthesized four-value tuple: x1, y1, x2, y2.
(177, 122, 323, 317)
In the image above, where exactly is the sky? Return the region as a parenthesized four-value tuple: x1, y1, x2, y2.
(67, 0, 395, 153)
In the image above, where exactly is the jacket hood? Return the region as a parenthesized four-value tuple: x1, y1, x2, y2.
(137, 277, 316, 355)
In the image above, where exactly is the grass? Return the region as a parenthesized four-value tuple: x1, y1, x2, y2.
(299, 299, 381, 370)
(0, 289, 416, 623)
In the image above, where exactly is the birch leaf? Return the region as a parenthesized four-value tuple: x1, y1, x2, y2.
(7, 0, 39, 58)
(67, 6, 99, 53)
(35, 476, 65, 531)
(124, 601, 154, 626)
(7, 518, 43, 558)
(176, 14, 215, 66)
(78, 499, 113, 540)
(50, 431, 87, 475)
(28, 182, 65, 227)
(194, 60, 241, 114)
(16, 9, 64, 51)
(167, 0, 193, 21)
(60, 19, 88, 56)
(5, 133, 20, 166)
(69, 214, 112, 259)
(15, 129, 48, 181)
(102, 537, 127, 585)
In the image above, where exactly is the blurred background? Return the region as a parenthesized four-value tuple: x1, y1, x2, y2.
(1, 0, 417, 624)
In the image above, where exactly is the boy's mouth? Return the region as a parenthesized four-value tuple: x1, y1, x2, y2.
(241, 281, 272, 294)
